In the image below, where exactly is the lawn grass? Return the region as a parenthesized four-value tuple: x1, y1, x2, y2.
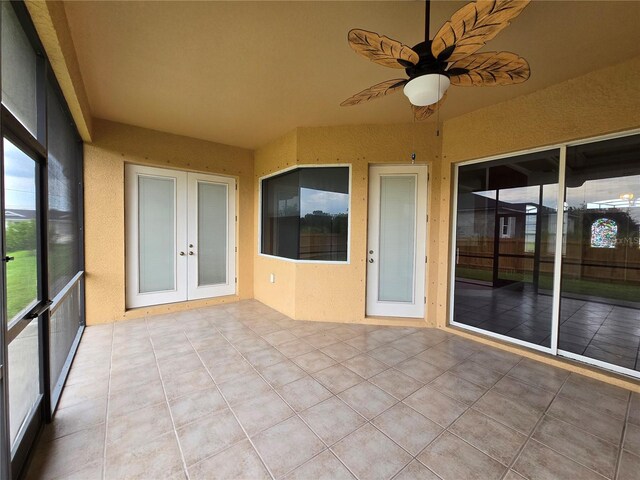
(6, 250, 38, 321)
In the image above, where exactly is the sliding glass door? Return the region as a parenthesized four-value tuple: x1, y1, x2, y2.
(1, 3, 86, 477)
(451, 132, 640, 378)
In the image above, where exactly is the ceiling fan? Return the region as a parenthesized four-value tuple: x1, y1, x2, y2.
(341, 0, 531, 120)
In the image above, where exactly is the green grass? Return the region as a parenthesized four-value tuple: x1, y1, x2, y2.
(6, 250, 38, 321)
(456, 267, 640, 303)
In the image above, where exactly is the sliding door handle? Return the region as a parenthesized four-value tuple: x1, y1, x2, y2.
(2, 256, 14, 263)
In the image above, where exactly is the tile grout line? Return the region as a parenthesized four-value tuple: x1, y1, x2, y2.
(101, 323, 115, 480)
(149, 327, 195, 480)
(186, 328, 278, 480)
(613, 391, 632, 480)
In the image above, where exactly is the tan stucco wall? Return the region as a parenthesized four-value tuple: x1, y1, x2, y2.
(84, 120, 254, 324)
(254, 123, 443, 326)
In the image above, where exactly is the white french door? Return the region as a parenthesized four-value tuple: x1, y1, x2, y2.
(126, 165, 236, 308)
(366, 165, 427, 318)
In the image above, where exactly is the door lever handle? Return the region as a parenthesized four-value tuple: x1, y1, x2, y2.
(26, 300, 53, 319)
(2, 256, 14, 263)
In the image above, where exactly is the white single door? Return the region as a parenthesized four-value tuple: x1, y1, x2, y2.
(126, 164, 188, 308)
(187, 173, 236, 299)
(126, 165, 236, 308)
(366, 165, 427, 318)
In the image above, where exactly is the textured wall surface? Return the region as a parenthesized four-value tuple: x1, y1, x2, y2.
(254, 123, 443, 326)
(84, 120, 254, 324)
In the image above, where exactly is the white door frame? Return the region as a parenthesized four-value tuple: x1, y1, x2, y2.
(366, 164, 428, 318)
(187, 173, 236, 300)
(126, 164, 236, 308)
(125, 164, 188, 308)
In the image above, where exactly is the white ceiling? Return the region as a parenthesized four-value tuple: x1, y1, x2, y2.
(63, 1, 640, 149)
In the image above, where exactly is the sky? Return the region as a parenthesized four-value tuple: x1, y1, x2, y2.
(300, 187, 349, 216)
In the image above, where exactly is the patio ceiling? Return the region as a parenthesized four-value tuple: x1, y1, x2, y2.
(63, 1, 640, 149)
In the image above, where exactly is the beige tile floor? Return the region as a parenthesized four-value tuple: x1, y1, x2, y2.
(26, 300, 640, 480)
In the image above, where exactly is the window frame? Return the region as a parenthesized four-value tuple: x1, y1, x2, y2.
(258, 164, 352, 264)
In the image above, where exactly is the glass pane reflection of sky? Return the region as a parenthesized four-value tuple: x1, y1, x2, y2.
(4, 138, 36, 212)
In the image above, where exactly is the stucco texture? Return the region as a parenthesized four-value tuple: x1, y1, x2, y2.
(84, 120, 254, 324)
(254, 123, 442, 326)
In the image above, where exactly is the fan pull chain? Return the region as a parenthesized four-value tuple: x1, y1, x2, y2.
(436, 74, 441, 137)
(411, 113, 416, 164)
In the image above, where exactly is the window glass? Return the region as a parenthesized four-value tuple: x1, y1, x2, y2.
(261, 167, 349, 261)
(3, 139, 40, 323)
(453, 150, 560, 347)
(1, 2, 38, 136)
(560, 134, 640, 370)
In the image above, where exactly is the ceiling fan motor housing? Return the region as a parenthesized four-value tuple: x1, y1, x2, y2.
(403, 41, 450, 80)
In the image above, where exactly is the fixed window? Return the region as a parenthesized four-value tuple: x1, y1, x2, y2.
(261, 166, 350, 261)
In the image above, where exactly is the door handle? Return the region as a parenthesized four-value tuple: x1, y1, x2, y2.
(2, 256, 14, 263)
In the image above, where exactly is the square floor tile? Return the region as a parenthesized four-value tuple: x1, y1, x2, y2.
(162, 367, 215, 400)
(428, 372, 486, 405)
(394, 358, 443, 383)
(232, 390, 294, 436)
(546, 395, 624, 445)
(468, 349, 521, 374)
(368, 345, 411, 366)
(372, 403, 442, 455)
(473, 390, 543, 435)
(176, 409, 246, 465)
(253, 416, 325, 478)
(618, 450, 640, 480)
(492, 376, 555, 411)
(293, 350, 337, 373)
(532, 416, 618, 478)
(276, 339, 316, 358)
(259, 360, 307, 387)
(188, 440, 270, 480)
(507, 358, 569, 393)
(305, 333, 340, 348)
(415, 348, 462, 370)
(284, 450, 355, 480)
(342, 354, 388, 378)
(369, 369, 423, 400)
(244, 347, 288, 369)
(403, 385, 467, 428)
(393, 460, 440, 480)
(300, 397, 366, 446)
(106, 402, 172, 449)
(332, 424, 411, 480)
(338, 381, 396, 419)
(218, 372, 272, 406)
(449, 360, 503, 388)
(417, 432, 506, 480)
(625, 423, 640, 455)
(105, 431, 184, 480)
(320, 342, 361, 362)
(512, 440, 604, 480)
(313, 365, 364, 394)
(449, 409, 526, 465)
(277, 376, 332, 412)
(345, 335, 383, 352)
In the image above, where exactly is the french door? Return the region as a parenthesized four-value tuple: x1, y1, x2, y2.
(126, 165, 236, 308)
(366, 165, 427, 318)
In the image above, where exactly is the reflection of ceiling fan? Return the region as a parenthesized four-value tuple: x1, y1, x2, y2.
(341, 0, 531, 120)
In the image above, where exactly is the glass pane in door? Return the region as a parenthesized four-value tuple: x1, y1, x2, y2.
(4, 139, 39, 323)
(378, 175, 416, 302)
(453, 150, 560, 347)
(198, 182, 227, 286)
(560, 135, 640, 371)
(138, 176, 175, 293)
(8, 319, 40, 446)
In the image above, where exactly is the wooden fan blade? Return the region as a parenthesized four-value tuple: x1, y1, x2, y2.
(348, 29, 419, 69)
(341, 79, 407, 106)
(431, 0, 530, 63)
(448, 51, 530, 86)
(412, 92, 448, 121)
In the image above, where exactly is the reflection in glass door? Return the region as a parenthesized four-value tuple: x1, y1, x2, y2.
(559, 135, 640, 373)
(3, 138, 42, 452)
(452, 150, 560, 349)
(451, 133, 640, 378)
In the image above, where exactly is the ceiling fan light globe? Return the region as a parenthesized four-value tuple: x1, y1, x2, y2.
(403, 74, 450, 106)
